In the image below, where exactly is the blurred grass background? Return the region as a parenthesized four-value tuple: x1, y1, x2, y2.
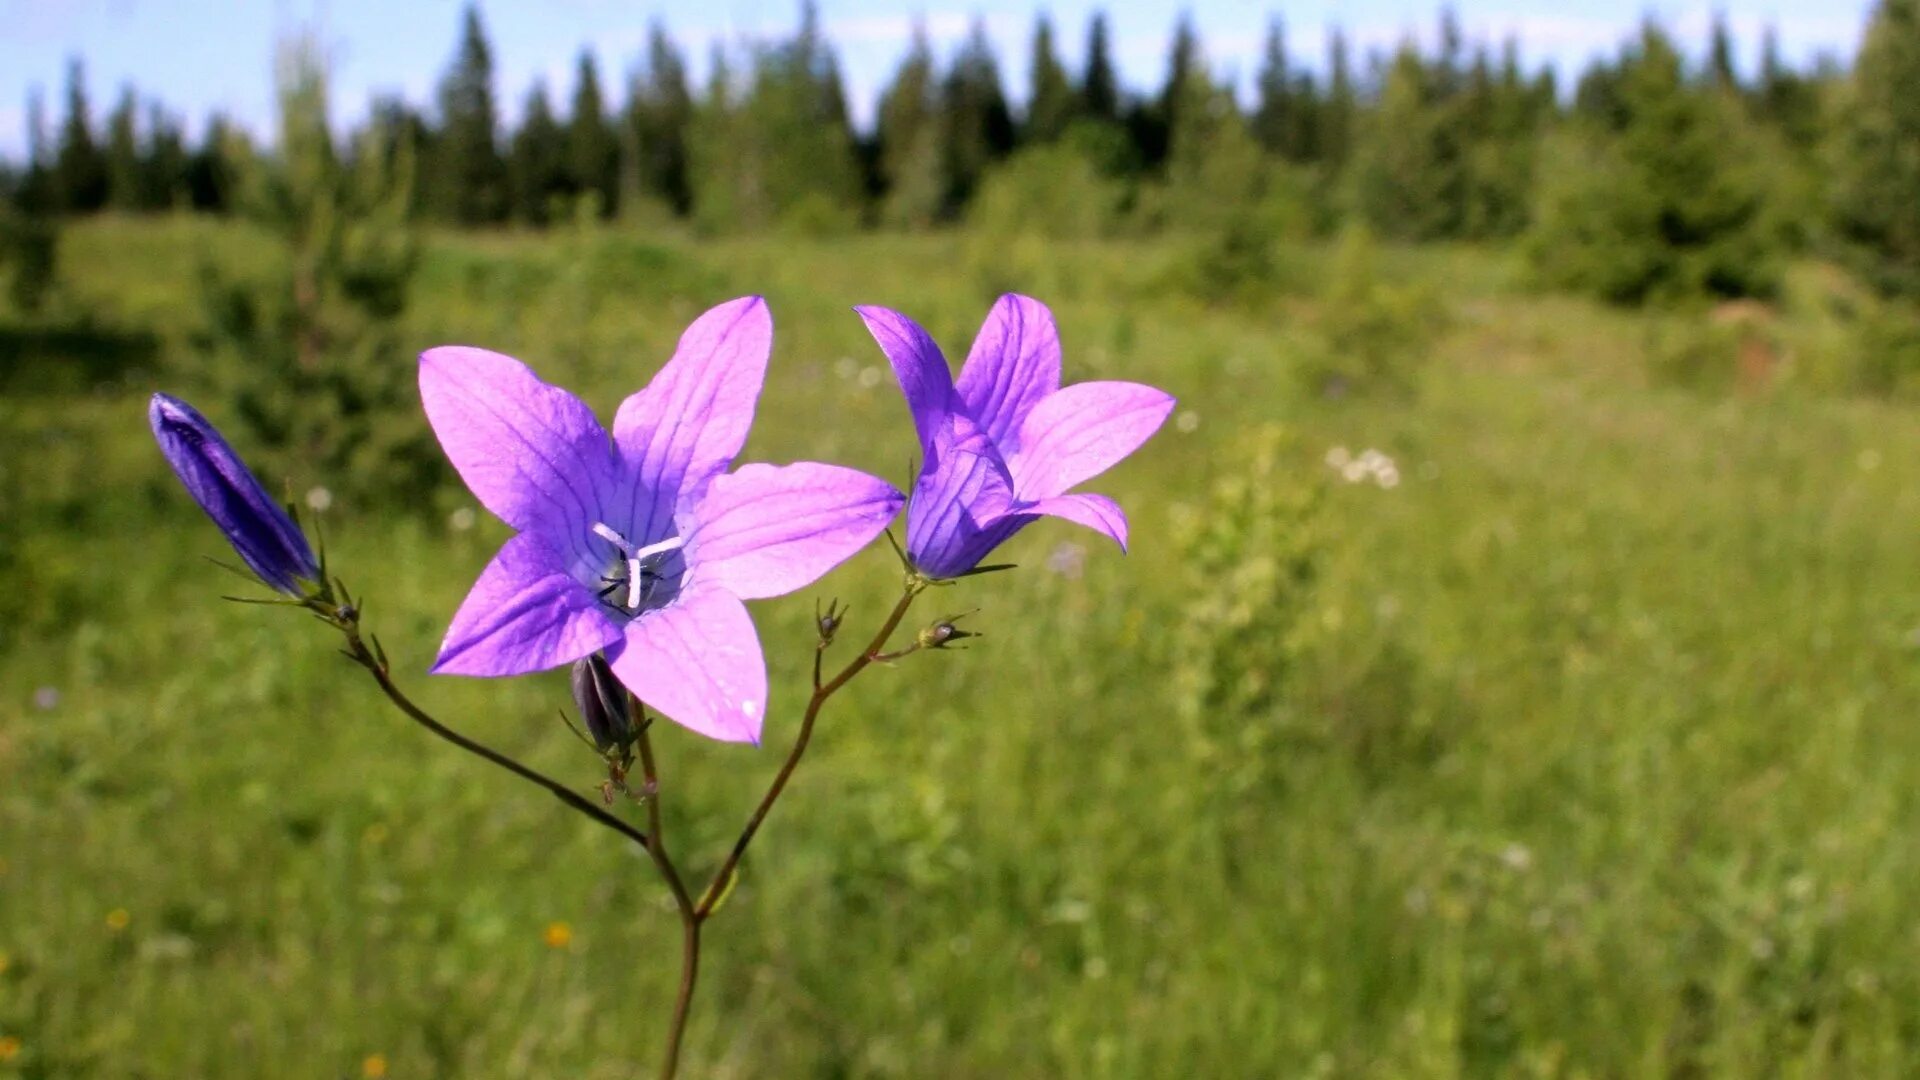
(2, 214, 1918, 1076)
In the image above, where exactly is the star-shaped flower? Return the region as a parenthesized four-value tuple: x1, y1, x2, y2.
(855, 294, 1174, 579)
(423, 296, 903, 743)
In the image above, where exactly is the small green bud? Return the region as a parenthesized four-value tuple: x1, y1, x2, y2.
(916, 612, 978, 650)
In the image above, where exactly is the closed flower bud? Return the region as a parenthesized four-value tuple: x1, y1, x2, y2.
(149, 393, 320, 595)
(571, 653, 634, 752)
(916, 614, 977, 650)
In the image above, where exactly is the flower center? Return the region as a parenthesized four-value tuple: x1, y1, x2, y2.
(591, 523, 686, 615)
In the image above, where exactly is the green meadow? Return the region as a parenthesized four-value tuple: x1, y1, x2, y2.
(3, 215, 1919, 1077)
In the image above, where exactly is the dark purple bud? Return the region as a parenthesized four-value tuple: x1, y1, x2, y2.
(571, 653, 634, 752)
(149, 393, 319, 595)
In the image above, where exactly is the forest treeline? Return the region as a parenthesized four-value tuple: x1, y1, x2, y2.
(5, 0, 1920, 308)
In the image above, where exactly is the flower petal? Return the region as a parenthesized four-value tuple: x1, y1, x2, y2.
(1007, 381, 1176, 500)
(432, 532, 623, 677)
(690, 462, 904, 600)
(855, 304, 957, 455)
(608, 585, 767, 744)
(612, 296, 771, 544)
(955, 294, 1062, 448)
(906, 411, 1026, 579)
(1024, 492, 1129, 551)
(419, 347, 617, 556)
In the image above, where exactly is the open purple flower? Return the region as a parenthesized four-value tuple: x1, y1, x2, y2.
(856, 294, 1174, 579)
(423, 296, 903, 744)
(149, 392, 320, 595)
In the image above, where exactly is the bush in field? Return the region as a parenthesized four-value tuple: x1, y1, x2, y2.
(0, 206, 58, 314)
(1832, 0, 1920, 299)
(1300, 225, 1446, 398)
(1170, 425, 1323, 799)
(193, 40, 438, 502)
(967, 139, 1127, 241)
(1527, 24, 1785, 305)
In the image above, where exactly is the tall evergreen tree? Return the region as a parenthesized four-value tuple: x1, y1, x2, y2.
(145, 101, 188, 210)
(509, 80, 567, 225)
(184, 115, 238, 212)
(625, 22, 695, 216)
(1253, 18, 1293, 155)
(429, 4, 507, 224)
(105, 85, 142, 211)
(941, 19, 1016, 213)
(876, 23, 942, 226)
(1833, 0, 1920, 296)
(1322, 28, 1356, 171)
(1025, 14, 1076, 143)
(1149, 14, 1204, 169)
(1708, 12, 1739, 91)
(55, 58, 108, 213)
(566, 51, 618, 217)
(1081, 12, 1121, 124)
(18, 88, 54, 214)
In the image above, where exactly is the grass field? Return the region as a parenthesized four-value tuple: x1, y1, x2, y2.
(3, 216, 1919, 1077)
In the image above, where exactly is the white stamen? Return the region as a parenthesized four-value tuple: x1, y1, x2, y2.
(627, 557, 645, 609)
(592, 523, 633, 554)
(632, 535, 686, 561)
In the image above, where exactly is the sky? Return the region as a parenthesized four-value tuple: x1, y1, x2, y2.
(0, 0, 1878, 159)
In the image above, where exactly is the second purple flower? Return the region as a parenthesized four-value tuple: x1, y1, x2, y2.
(856, 294, 1175, 579)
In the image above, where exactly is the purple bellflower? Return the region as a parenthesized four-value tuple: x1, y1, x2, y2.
(149, 392, 321, 595)
(856, 294, 1174, 579)
(422, 296, 903, 744)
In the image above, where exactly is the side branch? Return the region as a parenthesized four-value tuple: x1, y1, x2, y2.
(693, 584, 921, 919)
(335, 619, 651, 851)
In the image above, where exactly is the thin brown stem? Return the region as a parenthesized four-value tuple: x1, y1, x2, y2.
(693, 584, 921, 919)
(337, 625, 650, 850)
(634, 718, 700, 1080)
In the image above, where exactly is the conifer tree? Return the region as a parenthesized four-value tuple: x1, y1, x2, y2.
(876, 24, 943, 226)
(1529, 21, 1781, 302)
(623, 22, 695, 216)
(105, 85, 142, 211)
(566, 51, 618, 217)
(1833, 0, 1920, 296)
(429, 4, 507, 224)
(17, 88, 54, 215)
(145, 102, 188, 210)
(1322, 28, 1356, 171)
(198, 37, 433, 498)
(1708, 12, 1739, 91)
(1147, 14, 1204, 170)
(509, 81, 567, 225)
(55, 58, 108, 213)
(1253, 18, 1293, 156)
(1081, 13, 1121, 124)
(940, 19, 1015, 214)
(1025, 14, 1076, 143)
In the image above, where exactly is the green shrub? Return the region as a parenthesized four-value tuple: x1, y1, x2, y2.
(1299, 225, 1447, 398)
(0, 206, 59, 314)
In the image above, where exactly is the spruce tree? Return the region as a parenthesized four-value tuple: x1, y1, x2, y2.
(198, 37, 433, 499)
(566, 51, 618, 217)
(105, 85, 142, 211)
(940, 19, 1015, 214)
(55, 58, 107, 213)
(1253, 18, 1293, 155)
(1834, 0, 1920, 296)
(876, 24, 942, 226)
(1025, 14, 1076, 143)
(145, 102, 188, 211)
(430, 4, 507, 224)
(1708, 12, 1739, 91)
(1529, 21, 1781, 303)
(623, 23, 695, 217)
(1148, 14, 1203, 169)
(509, 80, 566, 225)
(1322, 29, 1356, 171)
(1081, 13, 1121, 124)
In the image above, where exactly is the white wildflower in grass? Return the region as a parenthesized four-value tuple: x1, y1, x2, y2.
(448, 507, 477, 532)
(857, 365, 883, 389)
(1175, 410, 1200, 434)
(834, 356, 858, 380)
(1324, 445, 1352, 469)
(305, 485, 333, 512)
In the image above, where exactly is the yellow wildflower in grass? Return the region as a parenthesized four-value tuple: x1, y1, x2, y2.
(0, 1035, 21, 1062)
(104, 909, 130, 932)
(361, 1052, 388, 1078)
(542, 921, 573, 949)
